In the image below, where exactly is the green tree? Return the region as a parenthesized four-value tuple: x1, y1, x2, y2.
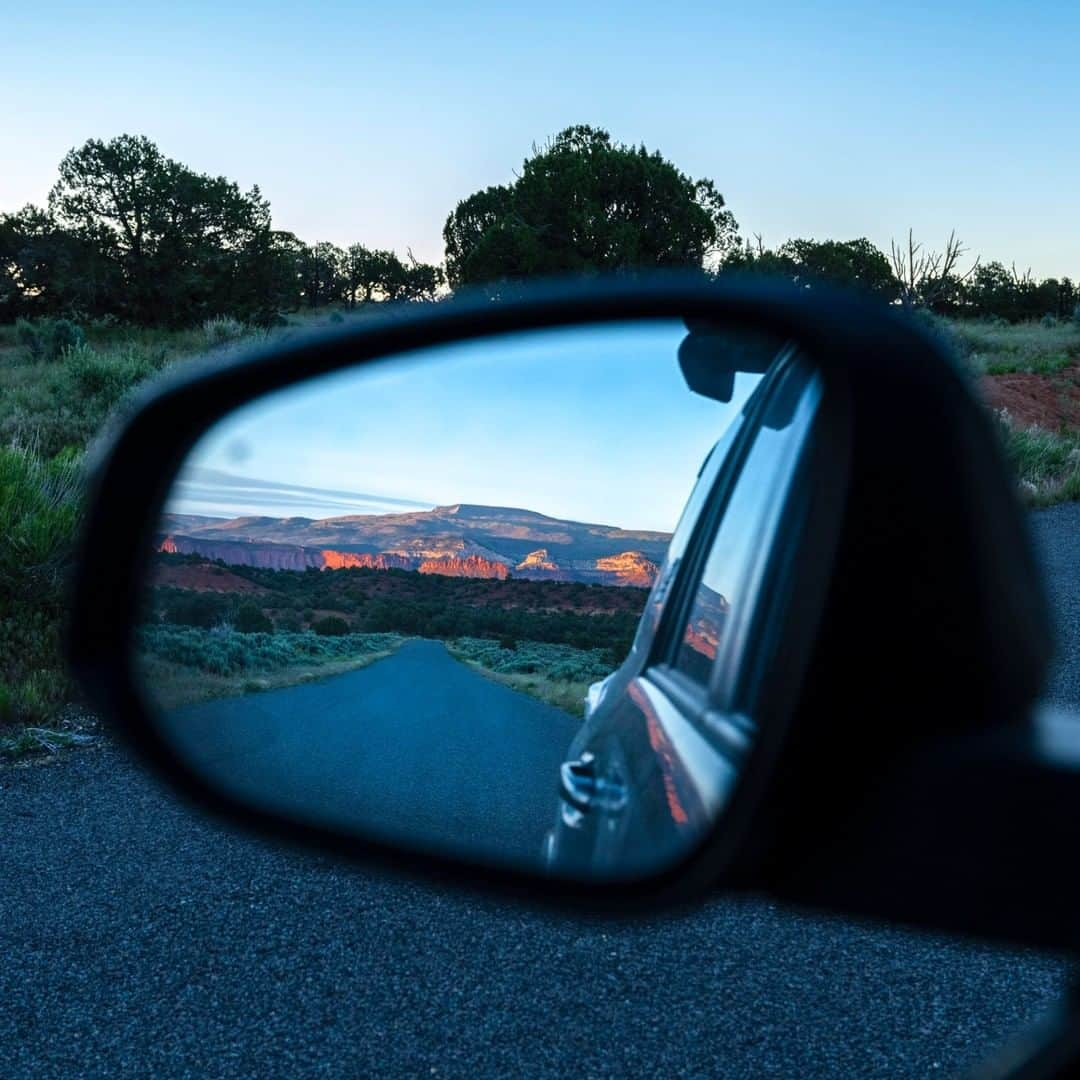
(443, 125, 739, 288)
(342, 244, 444, 305)
(47, 135, 274, 324)
(0, 204, 120, 320)
(312, 614, 349, 636)
(235, 602, 273, 634)
(342, 243, 389, 306)
(298, 241, 345, 307)
(724, 236, 898, 300)
(778, 238, 898, 299)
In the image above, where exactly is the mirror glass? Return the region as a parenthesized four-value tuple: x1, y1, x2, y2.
(135, 318, 813, 880)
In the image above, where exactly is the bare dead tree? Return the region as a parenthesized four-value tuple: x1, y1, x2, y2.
(890, 229, 980, 307)
(1009, 262, 1034, 288)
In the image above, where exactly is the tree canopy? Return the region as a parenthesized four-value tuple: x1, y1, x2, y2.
(2, 131, 1075, 328)
(443, 125, 739, 288)
(725, 236, 899, 300)
(1, 135, 441, 326)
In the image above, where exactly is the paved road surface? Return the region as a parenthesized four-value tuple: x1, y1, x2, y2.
(162, 639, 580, 869)
(1, 505, 1077, 1078)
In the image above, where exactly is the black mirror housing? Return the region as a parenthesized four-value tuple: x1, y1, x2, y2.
(68, 274, 1070, 948)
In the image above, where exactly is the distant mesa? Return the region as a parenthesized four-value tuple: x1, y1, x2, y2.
(156, 504, 671, 587)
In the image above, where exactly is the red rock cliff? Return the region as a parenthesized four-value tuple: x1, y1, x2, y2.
(594, 551, 660, 587)
(418, 555, 510, 579)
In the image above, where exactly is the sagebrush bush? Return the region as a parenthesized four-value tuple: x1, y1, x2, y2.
(0, 340, 170, 456)
(0, 444, 83, 726)
(993, 410, 1080, 504)
(64, 343, 156, 400)
(14, 318, 45, 360)
(137, 626, 402, 676)
(201, 316, 246, 346)
(0, 443, 82, 581)
(449, 637, 615, 683)
(13, 317, 85, 362)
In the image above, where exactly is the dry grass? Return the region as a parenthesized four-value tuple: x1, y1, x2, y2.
(137, 645, 403, 712)
(447, 653, 590, 717)
(993, 412, 1080, 506)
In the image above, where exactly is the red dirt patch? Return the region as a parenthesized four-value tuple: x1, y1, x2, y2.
(151, 563, 268, 594)
(981, 364, 1080, 431)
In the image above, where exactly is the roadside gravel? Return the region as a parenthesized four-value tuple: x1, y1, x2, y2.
(0, 507, 1075, 1078)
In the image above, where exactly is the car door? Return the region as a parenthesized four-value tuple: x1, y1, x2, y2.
(551, 350, 825, 878)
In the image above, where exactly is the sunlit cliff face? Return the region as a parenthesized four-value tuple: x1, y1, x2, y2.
(417, 555, 510, 579)
(516, 548, 560, 572)
(155, 504, 670, 588)
(157, 535, 661, 587)
(594, 552, 660, 588)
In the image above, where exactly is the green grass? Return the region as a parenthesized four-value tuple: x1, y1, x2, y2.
(0, 443, 84, 731)
(993, 412, 1080, 506)
(1, 310, 1077, 744)
(446, 637, 617, 717)
(941, 317, 1080, 377)
(0, 309, 352, 458)
(0, 309, 386, 736)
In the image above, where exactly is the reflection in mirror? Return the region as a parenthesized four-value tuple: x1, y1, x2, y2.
(134, 319, 803, 881)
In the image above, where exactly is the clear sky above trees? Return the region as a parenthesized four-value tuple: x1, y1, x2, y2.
(2, 1, 1077, 279)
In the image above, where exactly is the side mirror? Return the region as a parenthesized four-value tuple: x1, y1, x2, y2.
(70, 276, 1074, 946)
(678, 319, 787, 403)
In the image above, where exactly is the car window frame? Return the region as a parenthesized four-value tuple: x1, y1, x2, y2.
(643, 349, 823, 723)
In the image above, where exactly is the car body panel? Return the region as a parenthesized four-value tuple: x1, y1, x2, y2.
(546, 351, 823, 878)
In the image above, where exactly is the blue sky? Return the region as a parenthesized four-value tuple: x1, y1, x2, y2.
(2, 1, 1077, 279)
(168, 321, 764, 532)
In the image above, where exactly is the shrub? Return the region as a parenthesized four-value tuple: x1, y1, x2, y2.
(993, 410, 1080, 504)
(201, 316, 246, 347)
(0, 443, 82, 727)
(449, 637, 615, 683)
(49, 318, 85, 356)
(1041, 313, 1058, 328)
(160, 590, 228, 628)
(13, 317, 85, 362)
(63, 343, 156, 400)
(14, 318, 46, 360)
(1073, 304, 1080, 327)
(0, 443, 82, 583)
(235, 602, 274, 634)
(312, 615, 349, 636)
(137, 625, 401, 675)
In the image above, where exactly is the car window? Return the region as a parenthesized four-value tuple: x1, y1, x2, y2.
(671, 360, 822, 689)
(633, 397, 753, 650)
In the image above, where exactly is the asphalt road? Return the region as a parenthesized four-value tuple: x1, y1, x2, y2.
(162, 638, 580, 870)
(1, 504, 1077, 1079)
